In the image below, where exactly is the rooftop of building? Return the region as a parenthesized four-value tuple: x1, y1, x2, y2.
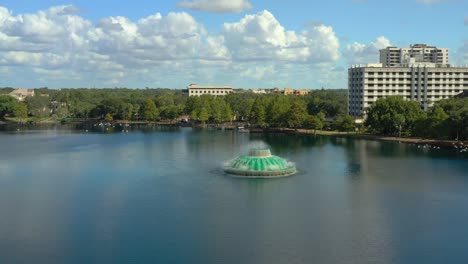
(9, 88, 35, 96)
(187, 84, 232, 89)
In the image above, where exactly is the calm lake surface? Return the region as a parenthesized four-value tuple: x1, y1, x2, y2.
(0, 125, 467, 264)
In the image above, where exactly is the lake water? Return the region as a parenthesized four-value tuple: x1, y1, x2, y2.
(0, 125, 467, 264)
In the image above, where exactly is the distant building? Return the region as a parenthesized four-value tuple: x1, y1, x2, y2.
(350, 44, 467, 119)
(283, 88, 294, 95)
(348, 63, 468, 118)
(187, 84, 233, 96)
(293, 89, 310, 96)
(380, 44, 449, 67)
(9, 88, 34, 101)
(252, 88, 310, 96)
(283, 88, 310, 96)
(251, 89, 267, 94)
(267, 88, 281, 94)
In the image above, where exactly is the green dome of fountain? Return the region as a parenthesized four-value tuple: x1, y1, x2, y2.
(224, 148, 296, 177)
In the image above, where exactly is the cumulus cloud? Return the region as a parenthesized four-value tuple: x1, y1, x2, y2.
(223, 10, 340, 63)
(177, 0, 252, 13)
(0, 5, 345, 88)
(345, 36, 391, 65)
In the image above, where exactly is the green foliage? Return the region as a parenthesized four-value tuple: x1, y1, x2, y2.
(249, 97, 267, 127)
(307, 89, 347, 117)
(104, 113, 113, 122)
(0, 95, 17, 118)
(365, 96, 426, 137)
(123, 103, 134, 121)
(304, 114, 324, 134)
(160, 104, 183, 120)
(143, 99, 159, 121)
(334, 115, 356, 132)
(185, 95, 233, 123)
(437, 98, 468, 140)
(25, 95, 51, 118)
(55, 106, 69, 119)
(287, 99, 308, 128)
(198, 107, 209, 123)
(0, 87, 14, 94)
(267, 95, 291, 127)
(225, 93, 255, 120)
(13, 103, 28, 119)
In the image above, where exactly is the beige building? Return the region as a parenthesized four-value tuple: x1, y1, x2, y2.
(380, 44, 449, 67)
(282, 88, 311, 96)
(187, 84, 233, 96)
(348, 63, 468, 118)
(283, 88, 294, 95)
(9, 88, 35, 101)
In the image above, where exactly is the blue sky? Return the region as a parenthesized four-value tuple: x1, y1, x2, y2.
(0, 0, 466, 89)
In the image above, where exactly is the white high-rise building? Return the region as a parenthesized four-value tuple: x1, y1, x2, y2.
(380, 44, 449, 67)
(349, 64, 468, 119)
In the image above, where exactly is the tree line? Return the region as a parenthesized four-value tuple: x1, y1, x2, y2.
(0, 87, 348, 125)
(1, 87, 466, 140)
(365, 96, 468, 140)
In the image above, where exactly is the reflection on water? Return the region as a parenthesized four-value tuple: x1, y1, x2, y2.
(0, 126, 467, 264)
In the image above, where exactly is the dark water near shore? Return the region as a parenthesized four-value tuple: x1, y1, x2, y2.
(0, 125, 467, 264)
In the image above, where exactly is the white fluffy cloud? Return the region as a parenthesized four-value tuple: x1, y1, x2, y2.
(0, 5, 346, 88)
(345, 36, 391, 65)
(177, 0, 252, 13)
(223, 10, 340, 63)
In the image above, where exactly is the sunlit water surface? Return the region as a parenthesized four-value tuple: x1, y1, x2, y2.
(0, 125, 467, 264)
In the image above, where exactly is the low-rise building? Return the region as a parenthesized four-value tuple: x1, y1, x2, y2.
(9, 88, 34, 101)
(293, 89, 310, 96)
(187, 84, 233, 96)
(251, 89, 267, 94)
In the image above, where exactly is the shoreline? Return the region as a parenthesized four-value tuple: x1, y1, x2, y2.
(287, 128, 468, 148)
(1, 120, 466, 148)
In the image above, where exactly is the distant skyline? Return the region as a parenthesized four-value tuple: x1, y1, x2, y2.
(0, 0, 466, 89)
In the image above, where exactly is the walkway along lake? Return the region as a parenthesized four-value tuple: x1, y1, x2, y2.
(0, 125, 467, 264)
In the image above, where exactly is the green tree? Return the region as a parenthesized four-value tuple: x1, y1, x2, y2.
(249, 97, 267, 127)
(221, 102, 233, 122)
(306, 89, 347, 118)
(26, 95, 51, 118)
(198, 107, 209, 124)
(55, 106, 69, 119)
(437, 98, 468, 140)
(335, 115, 356, 133)
(415, 105, 449, 139)
(0, 95, 17, 118)
(225, 93, 255, 121)
(304, 114, 324, 135)
(210, 98, 224, 123)
(143, 99, 159, 121)
(267, 95, 291, 127)
(123, 103, 134, 121)
(104, 113, 113, 122)
(287, 99, 308, 128)
(161, 104, 183, 120)
(13, 103, 28, 119)
(365, 96, 425, 137)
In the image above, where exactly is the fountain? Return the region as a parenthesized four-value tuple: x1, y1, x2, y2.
(224, 148, 296, 178)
